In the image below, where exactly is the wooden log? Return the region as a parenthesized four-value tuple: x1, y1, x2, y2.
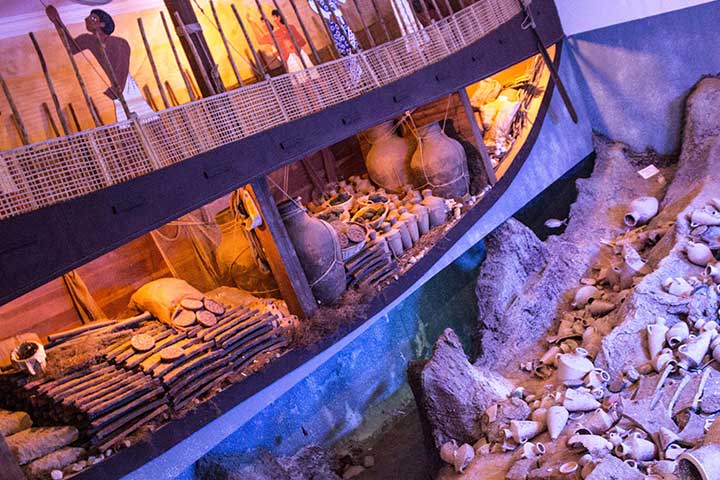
(457, 88, 497, 185)
(26, 446, 85, 479)
(93, 396, 166, 441)
(86, 378, 155, 418)
(29, 32, 71, 136)
(156, 342, 214, 381)
(166, 354, 226, 398)
(220, 317, 274, 350)
(5, 426, 78, 465)
(173, 368, 230, 411)
(0, 410, 31, 437)
(248, 177, 318, 318)
(173, 12, 216, 96)
(209, 0, 243, 87)
(138, 17, 170, 110)
(53, 25, 102, 127)
(369, 0, 392, 42)
(0, 434, 24, 480)
(88, 386, 165, 432)
(43, 365, 117, 398)
(47, 320, 116, 343)
(160, 11, 197, 102)
(201, 309, 259, 343)
(228, 330, 286, 365)
(214, 311, 273, 347)
(0, 73, 30, 145)
(287, 0, 322, 64)
(97, 404, 169, 452)
(64, 371, 145, 408)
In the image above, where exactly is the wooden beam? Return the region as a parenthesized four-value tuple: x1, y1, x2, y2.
(248, 177, 317, 318)
(0, 435, 24, 480)
(457, 88, 497, 185)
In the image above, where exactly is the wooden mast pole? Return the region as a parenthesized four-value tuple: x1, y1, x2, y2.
(457, 88, 497, 185)
(0, 72, 30, 145)
(209, 0, 244, 87)
(160, 11, 197, 102)
(287, 0, 322, 64)
(173, 11, 217, 96)
(138, 17, 170, 109)
(230, 3, 268, 78)
(29, 32, 72, 136)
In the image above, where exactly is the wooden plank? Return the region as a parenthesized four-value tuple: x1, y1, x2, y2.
(0, 434, 24, 480)
(248, 177, 317, 318)
(457, 88, 497, 185)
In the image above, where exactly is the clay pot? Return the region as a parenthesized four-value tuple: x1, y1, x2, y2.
(540, 346, 561, 366)
(584, 368, 610, 390)
(664, 277, 694, 297)
(686, 241, 714, 266)
(564, 389, 601, 412)
(588, 300, 615, 317)
(657, 427, 681, 451)
(654, 350, 677, 372)
(421, 189, 447, 227)
(364, 120, 414, 193)
(616, 433, 657, 461)
(558, 462, 578, 475)
(678, 330, 712, 368)
(678, 444, 720, 480)
(439, 440, 457, 464)
(557, 347, 595, 386)
(453, 443, 474, 473)
(567, 434, 613, 456)
(531, 408, 548, 429)
(545, 405, 570, 440)
(390, 217, 412, 250)
(665, 443, 685, 460)
(572, 286, 600, 309)
(647, 322, 669, 360)
(11, 341, 46, 376)
(379, 222, 404, 258)
(690, 209, 720, 227)
(410, 121, 469, 198)
(585, 408, 616, 435)
(624, 196, 659, 227)
(398, 207, 420, 244)
(510, 420, 543, 443)
(667, 321, 690, 348)
(278, 199, 346, 304)
(407, 201, 430, 235)
(706, 263, 720, 282)
(215, 207, 279, 297)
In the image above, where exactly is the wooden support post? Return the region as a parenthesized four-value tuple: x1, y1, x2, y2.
(458, 88, 496, 185)
(173, 12, 217, 96)
(288, 0, 322, 65)
(0, 73, 29, 145)
(321, 148, 337, 183)
(138, 17, 170, 109)
(164, 0, 221, 97)
(160, 11, 197, 102)
(248, 177, 317, 318)
(369, 0, 392, 42)
(30, 32, 71, 136)
(209, 0, 244, 87)
(54, 24, 102, 127)
(350, 0, 376, 47)
(231, 4, 267, 78)
(0, 434, 24, 480)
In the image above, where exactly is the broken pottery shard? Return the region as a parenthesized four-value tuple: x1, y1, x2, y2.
(408, 328, 513, 447)
(483, 398, 532, 444)
(6, 426, 79, 465)
(0, 409, 32, 437)
(679, 412, 706, 447)
(584, 454, 644, 480)
(700, 368, 720, 414)
(26, 447, 85, 478)
(621, 397, 678, 437)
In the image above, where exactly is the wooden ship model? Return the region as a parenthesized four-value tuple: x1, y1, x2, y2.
(0, 0, 567, 477)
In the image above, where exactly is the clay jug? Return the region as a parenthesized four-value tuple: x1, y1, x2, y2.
(215, 207, 279, 297)
(421, 189, 447, 227)
(398, 207, 420, 244)
(379, 222, 403, 257)
(408, 201, 430, 236)
(624, 196, 659, 227)
(389, 216, 412, 250)
(557, 347, 594, 386)
(364, 120, 414, 193)
(410, 122, 469, 198)
(278, 199, 346, 305)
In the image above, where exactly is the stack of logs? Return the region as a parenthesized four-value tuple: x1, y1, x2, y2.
(0, 298, 294, 466)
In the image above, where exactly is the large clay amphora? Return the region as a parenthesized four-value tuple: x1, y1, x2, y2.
(214, 207, 279, 297)
(410, 121, 469, 198)
(364, 120, 414, 193)
(278, 199, 347, 305)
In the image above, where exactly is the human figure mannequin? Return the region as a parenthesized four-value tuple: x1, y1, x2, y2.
(45, 5, 154, 122)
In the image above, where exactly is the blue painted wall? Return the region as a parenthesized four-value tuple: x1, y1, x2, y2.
(565, 1, 720, 154)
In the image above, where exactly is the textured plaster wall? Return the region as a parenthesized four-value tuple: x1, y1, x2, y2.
(565, 0, 720, 154)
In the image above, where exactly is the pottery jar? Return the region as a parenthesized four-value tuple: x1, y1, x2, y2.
(557, 347, 595, 386)
(624, 196, 659, 227)
(11, 341, 46, 376)
(379, 222, 404, 258)
(563, 388, 601, 412)
(398, 207, 420, 244)
(453, 443, 474, 473)
(364, 121, 414, 193)
(678, 330, 712, 368)
(666, 321, 690, 348)
(389, 217, 412, 250)
(547, 405, 569, 440)
(278, 199, 346, 304)
(410, 121, 469, 198)
(510, 420, 542, 443)
(407, 201, 430, 236)
(585, 408, 615, 435)
(616, 434, 656, 461)
(690, 209, 720, 227)
(584, 368, 610, 390)
(647, 322, 669, 360)
(572, 286, 601, 309)
(686, 241, 714, 266)
(706, 263, 720, 282)
(215, 207, 280, 297)
(421, 189, 448, 227)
